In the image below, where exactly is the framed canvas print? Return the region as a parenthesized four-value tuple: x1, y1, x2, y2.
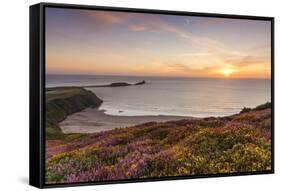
(30, 2, 274, 188)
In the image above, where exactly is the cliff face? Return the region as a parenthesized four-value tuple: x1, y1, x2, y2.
(45, 87, 102, 139)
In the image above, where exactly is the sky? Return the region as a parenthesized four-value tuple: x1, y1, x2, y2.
(46, 7, 271, 79)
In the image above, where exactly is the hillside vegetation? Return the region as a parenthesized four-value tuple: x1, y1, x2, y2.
(46, 102, 272, 184)
(45, 87, 102, 139)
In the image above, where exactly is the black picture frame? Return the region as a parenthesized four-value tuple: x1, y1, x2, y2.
(30, 2, 275, 189)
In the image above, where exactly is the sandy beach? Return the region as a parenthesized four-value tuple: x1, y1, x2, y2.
(59, 107, 189, 133)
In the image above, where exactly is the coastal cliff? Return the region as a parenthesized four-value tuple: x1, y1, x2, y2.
(46, 87, 102, 139)
(45, 80, 146, 139)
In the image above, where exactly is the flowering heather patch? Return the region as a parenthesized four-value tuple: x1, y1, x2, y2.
(46, 106, 271, 184)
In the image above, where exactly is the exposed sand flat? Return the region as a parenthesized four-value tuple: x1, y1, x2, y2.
(59, 107, 189, 133)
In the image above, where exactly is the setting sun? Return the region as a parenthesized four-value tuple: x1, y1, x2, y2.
(221, 68, 235, 77)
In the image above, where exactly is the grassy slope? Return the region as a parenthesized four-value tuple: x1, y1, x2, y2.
(46, 87, 102, 139)
(45, 103, 272, 184)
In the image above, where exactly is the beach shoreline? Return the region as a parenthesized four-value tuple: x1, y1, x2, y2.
(59, 107, 190, 133)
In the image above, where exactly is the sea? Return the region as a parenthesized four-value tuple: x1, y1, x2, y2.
(46, 74, 271, 117)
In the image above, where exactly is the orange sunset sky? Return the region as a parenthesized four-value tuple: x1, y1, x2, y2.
(46, 8, 271, 79)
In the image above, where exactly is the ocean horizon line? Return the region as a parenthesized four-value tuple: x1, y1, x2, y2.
(46, 73, 270, 81)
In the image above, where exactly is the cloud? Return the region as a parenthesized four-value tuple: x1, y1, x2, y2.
(85, 11, 230, 56)
(128, 20, 229, 55)
(179, 52, 211, 57)
(129, 24, 147, 31)
(221, 45, 270, 71)
(164, 61, 217, 74)
(85, 11, 129, 24)
(224, 55, 266, 67)
(162, 25, 228, 53)
(162, 44, 270, 78)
